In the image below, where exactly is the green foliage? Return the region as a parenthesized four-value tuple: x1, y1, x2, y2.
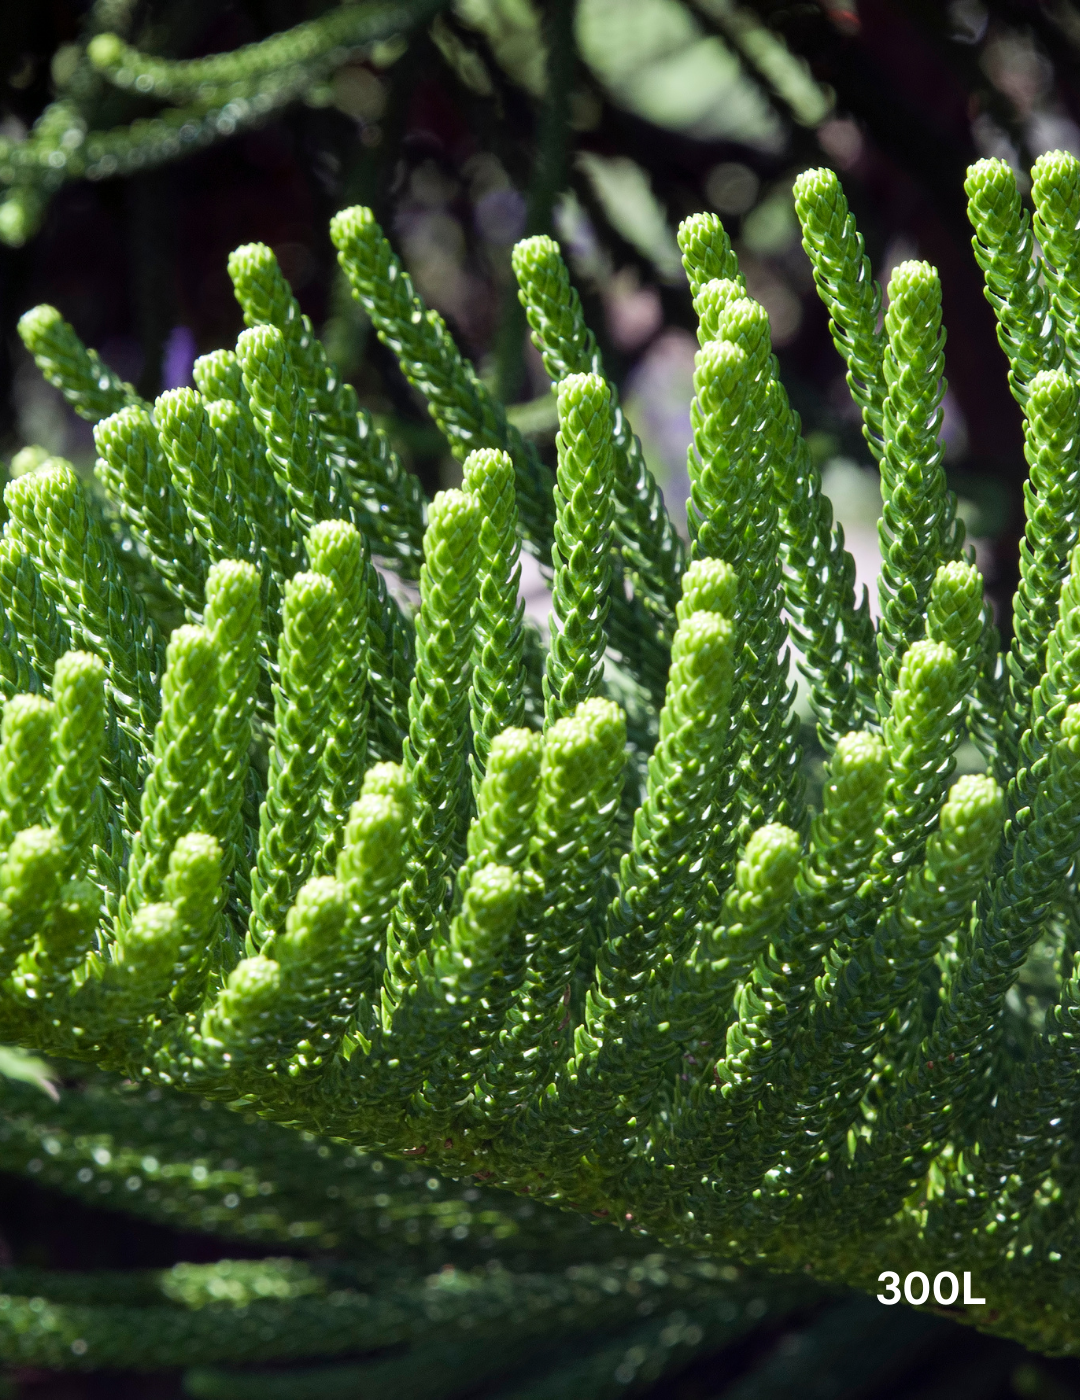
(386, 488, 480, 999)
(329, 205, 555, 555)
(793, 168, 884, 460)
(464, 449, 527, 791)
(8, 153, 1080, 1375)
(965, 157, 1059, 405)
(511, 233, 685, 663)
(876, 261, 961, 716)
(248, 571, 338, 949)
(1032, 152, 1080, 380)
(544, 373, 616, 728)
(228, 241, 425, 579)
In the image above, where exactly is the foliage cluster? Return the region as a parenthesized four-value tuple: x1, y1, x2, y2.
(5, 132, 1080, 1376)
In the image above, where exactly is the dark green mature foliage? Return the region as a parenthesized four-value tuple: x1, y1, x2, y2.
(6, 150, 1080, 1377)
(0, 0, 453, 248)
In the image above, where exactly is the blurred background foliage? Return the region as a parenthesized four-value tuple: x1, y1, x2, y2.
(7, 0, 1080, 1395)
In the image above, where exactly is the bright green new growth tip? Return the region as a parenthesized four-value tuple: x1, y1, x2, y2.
(6, 152, 1080, 1359)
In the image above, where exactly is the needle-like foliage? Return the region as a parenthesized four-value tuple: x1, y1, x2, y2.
(8, 155, 1080, 1366)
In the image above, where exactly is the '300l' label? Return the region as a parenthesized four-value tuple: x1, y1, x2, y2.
(877, 1271, 985, 1306)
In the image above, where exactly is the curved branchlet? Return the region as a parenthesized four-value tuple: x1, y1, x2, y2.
(793, 167, 885, 460)
(5, 463, 163, 829)
(544, 374, 616, 729)
(200, 561, 261, 926)
(304, 521, 370, 873)
(247, 572, 338, 950)
(0, 535, 68, 689)
(689, 305, 803, 847)
(93, 406, 205, 615)
(329, 205, 554, 555)
(47, 650, 106, 880)
(511, 234, 685, 644)
(385, 490, 480, 1009)
(1004, 369, 1080, 771)
(85, 3, 445, 101)
(155, 389, 254, 569)
(236, 325, 335, 546)
(119, 625, 218, 934)
(876, 260, 962, 717)
(1032, 151, 1080, 378)
(0, 2, 445, 248)
(17, 305, 142, 423)
(227, 241, 425, 576)
(677, 212, 743, 300)
(463, 449, 526, 790)
(965, 157, 1060, 404)
(0, 695, 54, 851)
(192, 349, 247, 408)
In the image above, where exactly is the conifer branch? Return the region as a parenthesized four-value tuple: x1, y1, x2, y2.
(793, 168, 885, 461)
(1032, 151, 1080, 378)
(4, 158, 1080, 1354)
(511, 235, 685, 644)
(544, 373, 616, 729)
(965, 157, 1060, 404)
(463, 449, 527, 789)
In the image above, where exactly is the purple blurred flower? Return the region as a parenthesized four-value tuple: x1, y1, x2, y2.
(475, 188, 526, 246)
(162, 325, 197, 390)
